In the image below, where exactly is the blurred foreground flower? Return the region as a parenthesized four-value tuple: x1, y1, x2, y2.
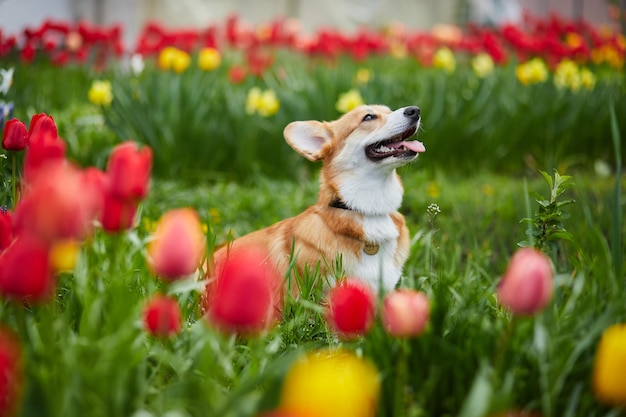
(325, 278, 375, 339)
(432, 47, 456, 73)
(593, 323, 626, 407)
(88, 79, 113, 106)
(198, 47, 221, 71)
(1, 119, 28, 151)
(336, 89, 364, 113)
(471, 53, 495, 78)
(382, 289, 430, 337)
(497, 248, 553, 315)
(0, 233, 54, 302)
(515, 58, 548, 85)
(246, 87, 280, 117)
(23, 113, 66, 182)
(279, 349, 380, 417)
(106, 141, 152, 202)
(147, 208, 206, 281)
(0, 327, 23, 417)
(143, 294, 182, 338)
(205, 245, 282, 334)
(0, 209, 12, 252)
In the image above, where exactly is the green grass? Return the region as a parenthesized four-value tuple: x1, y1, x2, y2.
(4, 165, 622, 417)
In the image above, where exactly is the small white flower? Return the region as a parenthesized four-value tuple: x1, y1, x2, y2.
(130, 54, 145, 76)
(427, 203, 441, 216)
(0, 67, 14, 95)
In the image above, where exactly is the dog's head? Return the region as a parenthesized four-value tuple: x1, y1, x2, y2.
(283, 105, 424, 171)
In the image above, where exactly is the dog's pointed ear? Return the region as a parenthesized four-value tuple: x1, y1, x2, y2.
(284, 121, 332, 162)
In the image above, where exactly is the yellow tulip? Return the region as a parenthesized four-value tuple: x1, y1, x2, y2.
(336, 89, 364, 114)
(471, 53, 494, 78)
(433, 47, 456, 73)
(198, 47, 222, 71)
(515, 58, 548, 85)
(280, 349, 380, 417)
(593, 323, 626, 406)
(50, 240, 81, 272)
(554, 59, 581, 92)
(88, 80, 113, 106)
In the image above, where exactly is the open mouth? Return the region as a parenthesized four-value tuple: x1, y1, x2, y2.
(365, 125, 426, 161)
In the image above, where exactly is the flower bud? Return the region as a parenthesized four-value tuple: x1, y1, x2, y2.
(592, 323, 626, 406)
(382, 289, 430, 337)
(325, 278, 376, 339)
(497, 248, 553, 316)
(142, 294, 182, 338)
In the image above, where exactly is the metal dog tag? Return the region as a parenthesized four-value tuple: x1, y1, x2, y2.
(363, 242, 379, 255)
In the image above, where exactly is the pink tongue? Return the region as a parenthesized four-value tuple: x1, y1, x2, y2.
(401, 140, 426, 153)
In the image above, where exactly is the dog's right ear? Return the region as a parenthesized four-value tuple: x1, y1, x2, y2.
(284, 121, 332, 162)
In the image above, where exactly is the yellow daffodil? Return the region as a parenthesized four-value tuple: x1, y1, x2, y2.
(246, 87, 280, 117)
(280, 349, 380, 417)
(593, 323, 626, 406)
(336, 89, 364, 114)
(49, 240, 81, 272)
(198, 47, 222, 71)
(88, 79, 113, 106)
(471, 53, 495, 78)
(554, 59, 581, 92)
(433, 47, 456, 73)
(354, 68, 372, 85)
(515, 57, 548, 85)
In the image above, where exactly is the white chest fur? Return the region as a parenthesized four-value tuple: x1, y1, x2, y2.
(343, 214, 403, 292)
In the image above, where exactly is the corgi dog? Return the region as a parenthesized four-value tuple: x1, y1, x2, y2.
(214, 105, 424, 292)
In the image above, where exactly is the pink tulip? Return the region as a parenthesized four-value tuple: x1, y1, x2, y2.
(497, 247, 554, 316)
(382, 289, 430, 337)
(147, 208, 206, 280)
(325, 278, 376, 339)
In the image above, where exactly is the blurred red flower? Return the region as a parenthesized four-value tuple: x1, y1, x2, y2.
(0, 233, 54, 302)
(0, 209, 13, 252)
(106, 141, 152, 203)
(100, 193, 138, 233)
(205, 245, 282, 334)
(0, 327, 24, 417)
(1, 119, 28, 152)
(14, 162, 102, 243)
(147, 208, 206, 281)
(23, 114, 66, 183)
(325, 278, 376, 339)
(497, 247, 554, 316)
(142, 294, 182, 338)
(381, 289, 430, 338)
(228, 65, 247, 84)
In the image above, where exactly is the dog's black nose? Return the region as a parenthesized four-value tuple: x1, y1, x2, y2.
(404, 106, 420, 121)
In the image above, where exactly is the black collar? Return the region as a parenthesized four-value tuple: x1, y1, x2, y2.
(329, 198, 353, 211)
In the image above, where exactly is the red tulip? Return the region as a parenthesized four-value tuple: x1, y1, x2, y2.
(100, 193, 138, 233)
(0, 209, 13, 252)
(14, 162, 101, 243)
(0, 327, 23, 417)
(23, 114, 66, 183)
(0, 234, 54, 302)
(206, 245, 282, 334)
(147, 208, 206, 281)
(228, 65, 247, 84)
(381, 289, 430, 337)
(28, 113, 58, 141)
(106, 141, 152, 202)
(497, 247, 554, 316)
(1, 119, 28, 151)
(325, 278, 376, 339)
(142, 294, 182, 338)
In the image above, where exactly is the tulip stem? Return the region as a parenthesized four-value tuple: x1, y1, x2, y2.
(393, 339, 409, 416)
(493, 316, 516, 372)
(11, 153, 16, 207)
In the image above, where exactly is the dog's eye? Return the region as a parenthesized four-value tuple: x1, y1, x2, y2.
(362, 114, 377, 122)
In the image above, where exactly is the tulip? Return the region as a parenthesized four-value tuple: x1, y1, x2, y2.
(198, 47, 221, 71)
(325, 278, 376, 339)
(0, 327, 23, 417)
(432, 47, 456, 73)
(228, 65, 247, 84)
(497, 248, 553, 316)
(0, 234, 54, 302)
(105, 141, 152, 202)
(28, 113, 58, 140)
(87, 79, 113, 106)
(147, 208, 206, 281)
(14, 162, 101, 243)
(206, 245, 282, 334)
(381, 289, 430, 338)
(142, 294, 182, 338)
(100, 193, 138, 233)
(23, 114, 66, 183)
(279, 349, 380, 417)
(592, 323, 626, 406)
(0, 209, 13, 252)
(335, 89, 364, 114)
(1, 119, 28, 151)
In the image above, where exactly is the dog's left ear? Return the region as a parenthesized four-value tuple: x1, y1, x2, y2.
(284, 121, 332, 162)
